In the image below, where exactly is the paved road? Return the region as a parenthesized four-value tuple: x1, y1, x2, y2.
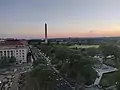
(57, 78, 73, 90)
(31, 46, 73, 90)
(10, 73, 19, 90)
(0, 75, 4, 82)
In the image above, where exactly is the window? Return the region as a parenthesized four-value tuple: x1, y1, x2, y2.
(4, 51, 6, 56)
(22, 55, 24, 57)
(0, 53, 2, 56)
(16, 50, 18, 52)
(7, 51, 10, 56)
(11, 51, 13, 56)
(4, 51, 6, 53)
(16, 53, 18, 55)
(22, 53, 24, 54)
(0, 51, 2, 56)
(11, 53, 13, 56)
(4, 53, 6, 56)
(0, 50, 2, 55)
(19, 50, 21, 52)
(22, 50, 24, 52)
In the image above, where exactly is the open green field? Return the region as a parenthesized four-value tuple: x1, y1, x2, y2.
(69, 45, 99, 49)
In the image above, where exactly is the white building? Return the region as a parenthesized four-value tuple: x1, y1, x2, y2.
(0, 40, 28, 64)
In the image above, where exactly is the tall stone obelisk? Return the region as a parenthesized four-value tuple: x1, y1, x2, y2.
(45, 23, 48, 43)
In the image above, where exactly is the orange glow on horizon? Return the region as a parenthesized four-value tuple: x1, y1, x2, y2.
(11, 27, 120, 38)
(47, 30, 120, 38)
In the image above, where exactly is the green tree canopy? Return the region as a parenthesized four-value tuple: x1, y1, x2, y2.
(33, 58, 47, 68)
(0, 56, 9, 68)
(0, 56, 16, 68)
(9, 56, 16, 63)
(99, 43, 120, 58)
(30, 64, 57, 90)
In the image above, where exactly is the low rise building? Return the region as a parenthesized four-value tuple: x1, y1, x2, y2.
(0, 40, 28, 64)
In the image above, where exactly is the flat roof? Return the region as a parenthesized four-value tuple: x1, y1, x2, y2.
(94, 64, 117, 74)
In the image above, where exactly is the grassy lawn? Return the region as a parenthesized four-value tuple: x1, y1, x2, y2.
(99, 71, 117, 88)
(69, 45, 99, 49)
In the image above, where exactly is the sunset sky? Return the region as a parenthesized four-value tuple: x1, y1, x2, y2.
(0, 0, 120, 39)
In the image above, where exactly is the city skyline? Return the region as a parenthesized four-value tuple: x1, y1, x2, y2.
(1, 0, 120, 39)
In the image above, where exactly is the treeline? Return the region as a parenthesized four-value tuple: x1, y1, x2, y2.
(0, 56, 16, 68)
(37, 45, 98, 89)
(36, 43, 120, 89)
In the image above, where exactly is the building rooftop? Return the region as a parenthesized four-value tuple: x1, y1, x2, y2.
(0, 41, 24, 46)
(94, 64, 117, 73)
(93, 64, 118, 85)
(0, 40, 27, 49)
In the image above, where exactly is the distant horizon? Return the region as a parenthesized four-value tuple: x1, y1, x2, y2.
(1, 36, 120, 40)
